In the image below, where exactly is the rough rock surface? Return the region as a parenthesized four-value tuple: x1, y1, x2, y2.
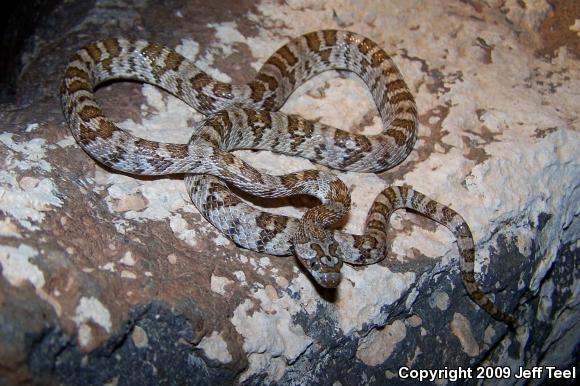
(1, 0, 578, 384)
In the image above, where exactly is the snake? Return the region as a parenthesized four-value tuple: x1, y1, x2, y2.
(60, 30, 516, 326)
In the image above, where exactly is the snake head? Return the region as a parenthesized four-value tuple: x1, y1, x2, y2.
(294, 229, 343, 288)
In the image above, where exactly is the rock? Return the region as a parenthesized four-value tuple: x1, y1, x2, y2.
(130, 325, 149, 349)
(0, 0, 578, 384)
(356, 319, 407, 366)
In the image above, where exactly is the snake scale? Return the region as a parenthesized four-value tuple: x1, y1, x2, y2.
(61, 30, 516, 326)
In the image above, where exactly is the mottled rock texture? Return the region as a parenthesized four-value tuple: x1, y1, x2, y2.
(0, 0, 578, 385)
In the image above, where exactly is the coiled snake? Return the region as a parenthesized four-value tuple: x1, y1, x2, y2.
(61, 30, 516, 326)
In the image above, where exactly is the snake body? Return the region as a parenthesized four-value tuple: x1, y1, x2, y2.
(61, 30, 516, 326)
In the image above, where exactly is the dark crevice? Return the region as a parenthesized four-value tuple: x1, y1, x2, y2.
(0, 0, 63, 103)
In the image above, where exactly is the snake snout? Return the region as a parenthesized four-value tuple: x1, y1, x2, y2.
(318, 272, 342, 288)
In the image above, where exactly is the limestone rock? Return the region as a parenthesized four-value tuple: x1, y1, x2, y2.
(1, 0, 578, 384)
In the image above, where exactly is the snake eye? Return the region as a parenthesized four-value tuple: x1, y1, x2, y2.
(311, 261, 321, 271)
